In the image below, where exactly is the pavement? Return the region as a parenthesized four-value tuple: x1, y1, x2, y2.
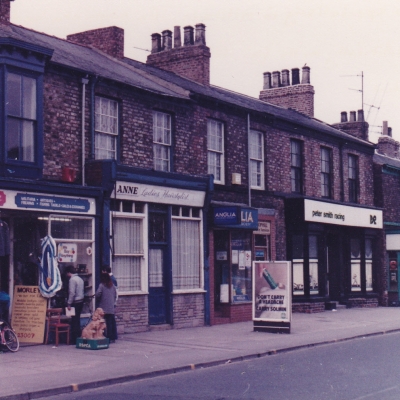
(2, 306, 400, 400)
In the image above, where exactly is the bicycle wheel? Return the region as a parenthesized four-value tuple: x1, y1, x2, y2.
(3, 327, 19, 352)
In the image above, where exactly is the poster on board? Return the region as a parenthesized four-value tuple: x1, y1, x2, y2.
(253, 261, 291, 333)
(11, 286, 47, 343)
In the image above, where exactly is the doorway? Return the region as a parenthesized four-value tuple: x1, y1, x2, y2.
(326, 233, 341, 300)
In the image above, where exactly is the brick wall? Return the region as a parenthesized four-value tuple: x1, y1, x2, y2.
(172, 293, 205, 328)
(377, 136, 399, 159)
(0, 0, 11, 24)
(115, 295, 149, 333)
(67, 26, 124, 59)
(331, 121, 369, 141)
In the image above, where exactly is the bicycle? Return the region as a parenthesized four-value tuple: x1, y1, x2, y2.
(0, 319, 19, 352)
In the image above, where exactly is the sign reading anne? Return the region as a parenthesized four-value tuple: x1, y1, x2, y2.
(16, 194, 91, 213)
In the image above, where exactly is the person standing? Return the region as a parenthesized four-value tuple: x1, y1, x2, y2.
(65, 265, 84, 344)
(96, 272, 117, 342)
(102, 265, 118, 339)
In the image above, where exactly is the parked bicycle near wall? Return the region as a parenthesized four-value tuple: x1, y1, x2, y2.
(0, 319, 19, 352)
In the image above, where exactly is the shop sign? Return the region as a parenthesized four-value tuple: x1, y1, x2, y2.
(304, 199, 382, 229)
(0, 189, 96, 214)
(253, 261, 292, 332)
(11, 286, 47, 344)
(114, 181, 205, 207)
(256, 221, 271, 234)
(213, 207, 258, 229)
(213, 207, 240, 225)
(57, 243, 77, 263)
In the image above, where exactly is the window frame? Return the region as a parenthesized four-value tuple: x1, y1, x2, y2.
(249, 130, 264, 190)
(320, 147, 332, 198)
(153, 111, 172, 172)
(207, 119, 225, 184)
(94, 96, 119, 160)
(348, 154, 359, 203)
(110, 202, 148, 295)
(290, 139, 303, 194)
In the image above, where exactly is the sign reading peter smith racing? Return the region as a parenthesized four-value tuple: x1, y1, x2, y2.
(114, 181, 205, 207)
(304, 199, 382, 229)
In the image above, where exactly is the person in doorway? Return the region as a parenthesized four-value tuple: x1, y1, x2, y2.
(65, 265, 84, 344)
(95, 272, 117, 343)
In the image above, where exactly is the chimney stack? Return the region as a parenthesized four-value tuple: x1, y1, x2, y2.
(259, 65, 314, 117)
(382, 121, 388, 136)
(332, 110, 369, 141)
(377, 121, 399, 158)
(0, 0, 14, 25)
(147, 23, 211, 86)
(67, 26, 125, 59)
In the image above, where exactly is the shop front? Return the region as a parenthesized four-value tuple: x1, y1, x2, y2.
(101, 166, 213, 333)
(286, 198, 383, 312)
(210, 204, 261, 324)
(385, 231, 400, 306)
(0, 181, 100, 321)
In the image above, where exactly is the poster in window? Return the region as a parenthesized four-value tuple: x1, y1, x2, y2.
(253, 261, 291, 323)
(57, 243, 77, 263)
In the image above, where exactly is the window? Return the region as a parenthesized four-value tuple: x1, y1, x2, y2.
(6, 73, 36, 162)
(111, 201, 146, 293)
(291, 140, 302, 193)
(250, 130, 264, 189)
(309, 235, 319, 295)
(348, 154, 358, 203)
(321, 147, 332, 198)
(292, 235, 304, 295)
(171, 207, 203, 290)
(153, 111, 171, 171)
(365, 238, 373, 292)
(351, 238, 361, 292)
(95, 96, 118, 159)
(207, 120, 224, 184)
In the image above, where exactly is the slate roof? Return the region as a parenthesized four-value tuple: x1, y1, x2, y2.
(374, 152, 400, 169)
(0, 23, 375, 150)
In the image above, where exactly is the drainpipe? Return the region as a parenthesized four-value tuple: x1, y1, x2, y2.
(247, 113, 251, 207)
(339, 142, 345, 202)
(81, 76, 89, 185)
(89, 77, 98, 159)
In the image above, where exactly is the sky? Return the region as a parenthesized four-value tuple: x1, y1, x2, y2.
(9, 0, 400, 143)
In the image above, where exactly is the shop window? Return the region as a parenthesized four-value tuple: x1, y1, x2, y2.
(250, 130, 264, 189)
(153, 111, 171, 171)
(348, 154, 359, 203)
(351, 238, 361, 292)
(291, 139, 303, 193)
(321, 147, 332, 198)
(207, 119, 224, 184)
(309, 235, 319, 295)
(365, 238, 373, 291)
(111, 204, 146, 293)
(292, 235, 304, 295)
(231, 231, 252, 302)
(254, 234, 270, 261)
(172, 207, 203, 290)
(95, 96, 118, 160)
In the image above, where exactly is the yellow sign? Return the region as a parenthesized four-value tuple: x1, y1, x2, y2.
(11, 286, 47, 344)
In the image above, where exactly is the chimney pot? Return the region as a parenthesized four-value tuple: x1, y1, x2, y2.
(301, 66, 310, 84)
(162, 30, 172, 51)
(195, 23, 206, 45)
(272, 71, 281, 88)
(281, 69, 290, 87)
(389, 127, 393, 137)
(291, 68, 300, 85)
(183, 26, 194, 46)
(340, 111, 348, 122)
(174, 26, 181, 48)
(349, 111, 356, 122)
(383, 121, 388, 136)
(357, 109, 364, 122)
(151, 33, 161, 54)
(263, 72, 271, 89)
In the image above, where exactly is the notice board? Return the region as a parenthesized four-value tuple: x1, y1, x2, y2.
(11, 286, 47, 343)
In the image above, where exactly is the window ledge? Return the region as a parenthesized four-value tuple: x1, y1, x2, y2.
(119, 291, 149, 296)
(172, 289, 206, 295)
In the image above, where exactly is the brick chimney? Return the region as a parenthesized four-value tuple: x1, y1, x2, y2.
(331, 110, 369, 141)
(259, 66, 315, 117)
(0, 0, 14, 25)
(376, 121, 399, 158)
(67, 26, 124, 59)
(146, 24, 211, 86)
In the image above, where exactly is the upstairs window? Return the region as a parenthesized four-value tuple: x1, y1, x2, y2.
(153, 111, 171, 171)
(249, 130, 264, 189)
(95, 96, 118, 159)
(290, 140, 303, 193)
(6, 73, 36, 162)
(320, 147, 332, 198)
(348, 154, 359, 203)
(207, 120, 224, 184)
